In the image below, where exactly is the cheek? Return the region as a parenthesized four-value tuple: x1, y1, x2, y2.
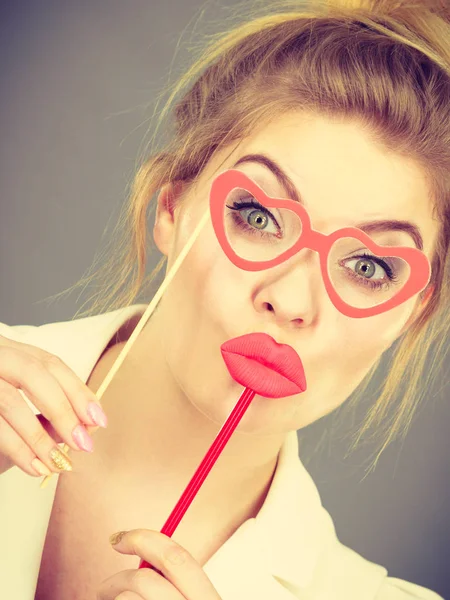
(169, 199, 246, 315)
(160, 204, 238, 354)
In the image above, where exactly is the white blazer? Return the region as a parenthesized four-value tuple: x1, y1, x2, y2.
(0, 305, 444, 600)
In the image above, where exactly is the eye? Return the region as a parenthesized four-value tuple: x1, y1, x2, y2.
(345, 256, 390, 280)
(341, 253, 399, 290)
(225, 193, 283, 238)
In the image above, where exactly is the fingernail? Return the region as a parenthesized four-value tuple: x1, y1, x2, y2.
(109, 531, 127, 545)
(31, 458, 51, 476)
(87, 402, 108, 428)
(49, 447, 73, 471)
(72, 424, 94, 452)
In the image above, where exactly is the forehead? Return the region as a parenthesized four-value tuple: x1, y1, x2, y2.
(205, 112, 439, 255)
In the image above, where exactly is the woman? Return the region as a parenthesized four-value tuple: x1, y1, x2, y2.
(0, 0, 448, 598)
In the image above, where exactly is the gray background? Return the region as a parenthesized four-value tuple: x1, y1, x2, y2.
(1, 1, 448, 597)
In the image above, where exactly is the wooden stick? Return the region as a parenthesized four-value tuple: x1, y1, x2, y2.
(40, 207, 210, 489)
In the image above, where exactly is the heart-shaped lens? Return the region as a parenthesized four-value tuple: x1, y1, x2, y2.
(223, 187, 302, 262)
(327, 236, 411, 309)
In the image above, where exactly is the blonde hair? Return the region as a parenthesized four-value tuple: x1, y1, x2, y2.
(46, 0, 450, 472)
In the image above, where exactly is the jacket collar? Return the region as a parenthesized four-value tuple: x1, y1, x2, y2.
(255, 430, 325, 587)
(202, 429, 328, 599)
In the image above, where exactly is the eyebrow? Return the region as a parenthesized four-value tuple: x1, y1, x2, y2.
(232, 153, 424, 251)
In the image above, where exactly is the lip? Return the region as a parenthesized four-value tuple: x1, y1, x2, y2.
(220, 332, 307, 398)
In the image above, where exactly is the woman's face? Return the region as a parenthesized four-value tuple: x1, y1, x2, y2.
(152, 112, 439, 435)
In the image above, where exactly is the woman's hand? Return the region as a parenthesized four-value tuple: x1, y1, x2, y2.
(0, 333, 107, 477)
(97, 529, 222, 600)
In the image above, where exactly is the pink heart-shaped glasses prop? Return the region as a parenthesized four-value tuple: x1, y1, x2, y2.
(209, 169, 431, 318)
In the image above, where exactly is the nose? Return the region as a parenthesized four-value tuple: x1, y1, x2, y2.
(253, 247, 321, 328)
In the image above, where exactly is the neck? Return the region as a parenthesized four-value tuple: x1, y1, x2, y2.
(89, 310, 285, 533)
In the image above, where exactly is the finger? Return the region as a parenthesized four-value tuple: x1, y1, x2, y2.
(38, 350, 108, 428)
(97, 568, 182, 600)
(110, 529, 221, 600)
(0, 347, 97, 453)
(0, 413, 44, 476)
(0, 378, 74, 473)
(0, 339, 108, 428)
(36, 413, 63, 443)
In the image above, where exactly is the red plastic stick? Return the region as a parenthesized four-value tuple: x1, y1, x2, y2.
(139, 386, 255, 571)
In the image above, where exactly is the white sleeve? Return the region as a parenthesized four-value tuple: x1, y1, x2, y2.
(375, 576, 444, 600)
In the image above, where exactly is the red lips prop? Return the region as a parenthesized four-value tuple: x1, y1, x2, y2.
(221, 332, 306, 397)
(139, 333, 306, 573)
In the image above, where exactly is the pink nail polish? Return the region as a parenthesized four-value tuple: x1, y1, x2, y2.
(87, 402, 108, 428)
(72, 424, 94, 452)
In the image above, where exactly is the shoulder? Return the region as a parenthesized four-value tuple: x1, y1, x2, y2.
(0, 304, 146, 348)
(0, 304, 147, 413)
(375, 577, 444, 599)
(310, 509, 443, 600)
(0, 304, 147, 359)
